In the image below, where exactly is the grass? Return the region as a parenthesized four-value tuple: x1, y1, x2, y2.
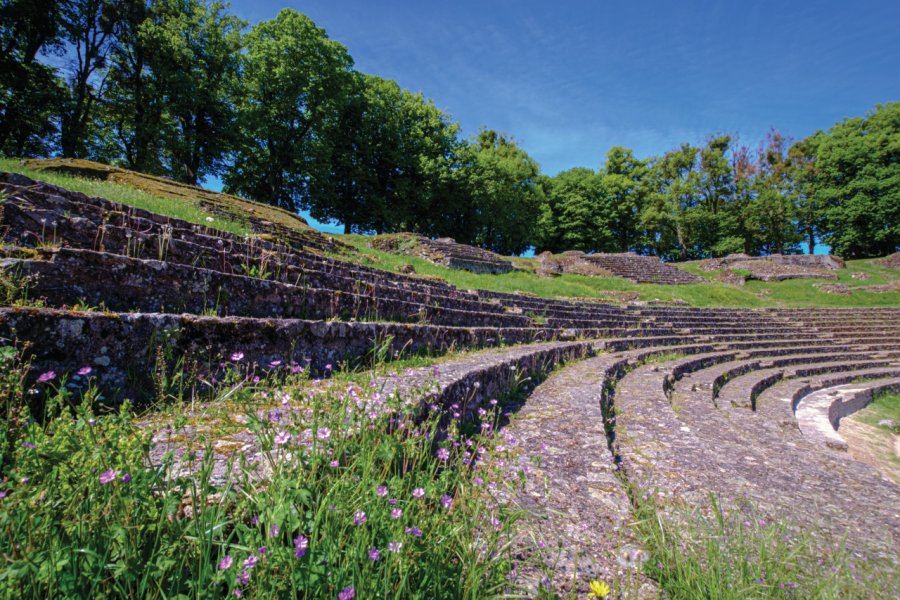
(0, 158, 251, 237)
(851, 390, 900, 432)
(631, 493, 896, 599)
(338, 235, 900, 309)
(0, 343, 527, 599)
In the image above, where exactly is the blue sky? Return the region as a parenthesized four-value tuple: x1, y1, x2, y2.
(218, 0, 899, 235)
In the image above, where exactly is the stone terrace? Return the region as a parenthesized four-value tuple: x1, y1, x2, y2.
(582, 252, 704, 284)
(2, 172, 899, 594)
(370, 232, 514, 274)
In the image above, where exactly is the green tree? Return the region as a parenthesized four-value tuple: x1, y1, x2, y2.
(0, 0, 67, 155)
(141, 0, 244, 184)
(814, 103, 899, 258)
(537, 167, 607, 253)
(224, 8, 354, 211)
(601, 146, 648, 252)
(465, 130, 543, 255)
(787, 135, 823, 255)
(642, 144, 705, 260)
(58, 0, 118, 158)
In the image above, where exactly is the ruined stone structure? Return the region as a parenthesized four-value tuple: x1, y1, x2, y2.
(701, 252, 845, 281)
(2, 172, 898, 594)
(370, 233, 514, 274)
(581, 252, 704, 284)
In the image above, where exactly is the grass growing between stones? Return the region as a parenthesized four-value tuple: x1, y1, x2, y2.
(0, 158, 251, 237)
(850, 390, 900, 432)
(631, 494, 897, 599)
(0, 345, 526, 599)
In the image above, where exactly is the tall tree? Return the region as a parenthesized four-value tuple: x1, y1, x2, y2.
(465, 130, 543, 255)
(601, 146, 648, 252)
(58, 0, 117, 158)
(537, 167, 607, 253)
(224, 8, 354, 211)
(815, 102, 899, 258)
(141, 0, 244, 184)
(642, 144, 704, 260)
(0, 0, 67, 155)
(787, 135, 822, 255)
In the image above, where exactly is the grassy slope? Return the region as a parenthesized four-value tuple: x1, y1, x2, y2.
(2, 157, 898, 308)
(1, 158, 251, 236)
(338, 235, 900, 308)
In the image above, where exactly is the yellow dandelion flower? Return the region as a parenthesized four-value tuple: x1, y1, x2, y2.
(588, 579, 611, 598)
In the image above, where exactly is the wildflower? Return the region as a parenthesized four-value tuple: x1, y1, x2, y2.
(437, 448, 450, 461)
(205, 216, 214, 223)
(77, 366, 92, 376)
(388, 541, 402, 553)
(87, 418, 96, 426)
(368, 546, 380, 561)
(99, 469, 117, 485)
(325, 363, 332, 371)
(269, 523, 280, 538)
(376, 485, 388, 497)
(258, 546, 267, 555)
(440, 495, 453, 509)
(588, 580, 610, 598)
(230, 352, 244, 362)
(0, 491, 6, 499)
(252, 376, 260, 384)
(412, 487, 425, 499)
(291, 364, 304, 374)
(338, 586, 355, 600)
(19, 478, 28, 484)
(405, 527, 422, 538)
(219, 555, 234, 570)
(37, 370, 55, 383)
(20, 442, 36, 449)
(269, 360, 282, 368)
(121, 473, 131, 483)
(473, 477, 484, 486)
(391, 508, 403, 519)
(353, 511, 367, 526)
(243, 556, 258, 569)
(294, 534, 308, 558)
(388, 498, 397, 505)
(329, 460, 339, 468)
(317, 427, 331, 440)
(491, 517, 501, 530)
(236, 570, 250, 585)
(274, 430, 291, 446)
(233, 590, 242, 598)
(251, 515, 259, 526)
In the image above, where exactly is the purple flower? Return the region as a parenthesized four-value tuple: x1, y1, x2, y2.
(20, 442, 36, 449)
(269, 523, 280, 538)
(368, 546, 381, 561)
(376, 485, 388, 497)
(338, 586, 355, 600)
(258, 546, 267, 555)
(19, 478, 28, 484)
(317, 427, 331, 440)
(441, 495, 453, 509)
(37, 370, 55, 383)
(388, 541, 402, 553)
(121, 473, 131, 483)
(243, 555, 258, 569)
(412, 487, 425, 499)
(230, 352, 244, 362)
(273, 430, 291, 446)
(291, 364, 304, 375)
(405, 527, 422, 538)
(390, 508, 403, 520)
(329, 460, 339, 468)
(388, 498, 397, 505)
(294, 534, 308, 558)
(0, 491, 6, 499)
(269, 360, 282, 368)
(87, 418, 96, 426)
(437, 448, 450, 461)
(251, 515, 259, 526)
(325, 364, 333, 371)
(77, 366, 92, 376)
(353, 511, 367, 526)
(236, 570, 250, 585)
(233, 591, 242, 598)
(219, 555, 234, 570)
(99, 469, 117, 485)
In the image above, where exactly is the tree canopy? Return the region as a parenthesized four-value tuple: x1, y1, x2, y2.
(1, 2, 897, 258)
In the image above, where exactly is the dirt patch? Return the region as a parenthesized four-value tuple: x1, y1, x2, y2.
(841, 416, 900, 484)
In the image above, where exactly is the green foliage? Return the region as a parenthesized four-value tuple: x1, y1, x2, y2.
(0, 348, 521, 598)
(815, 103, 900, 258)
(632, 494, 896, 599)
(223, 8, 354, 212)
